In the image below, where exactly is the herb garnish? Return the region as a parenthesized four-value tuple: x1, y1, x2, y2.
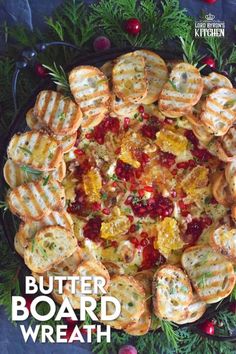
(168, 79, 179, 92)
(20, 165, 42, 176)
(197, 272, 212, 288)
(19, 146, 32, 155)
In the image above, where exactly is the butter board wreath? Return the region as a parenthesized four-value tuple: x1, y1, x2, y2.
(0, 1, 236, 353)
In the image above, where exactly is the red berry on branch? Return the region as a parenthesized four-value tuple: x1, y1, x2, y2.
(199, 320, 215, 335)
(118, 345, 138, 354)
(124, 18, 142, 35)
(203, 0, 217, 3)
(24, 295, 34, 311)
(34, 63, 48, 78)
(64, 317, 79, 326)
(202, 56, 216, 69)
(93, 36, 111, 52)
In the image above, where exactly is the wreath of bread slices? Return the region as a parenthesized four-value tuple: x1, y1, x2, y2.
(101, 275, 145, 330)
(24, 225, 77, 273)
(152, 265, 193, 323)
(7, 179, 65, 221)
(4, 159, 66, 188)
(69, 65, 110, 129)
(200, 87, 236, 136)
(7, 130, 63, 171)
(181, 245, 235, 304)
(15, 210, 73, 252)
(63, 259, 110, 309)
(210, 224, 236, 263)
(34, 90, 83, 135)
(134, 49, 168, 104)
(158, 63, 203, 118)
(112, 52, 147, 104)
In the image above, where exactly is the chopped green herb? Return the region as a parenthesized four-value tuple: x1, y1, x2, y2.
(133, 113, 138, 119)
(37, 245, 47, 259)
(19, 146, 32, 155)
(128, 302, 134, 307)
(58, 112, 66, 121)
(111, 174, 119, 182)
(168, 79, 179, 92)
(20, 166, 42, 176)
(197, 272, 212, 288)
(223, 99, 236, 109)
(204, 196, 212, 204)
(124, 207, 132, 214)
(31, 239, 35, 253)
(43, 175, 50, 186)
(48, 151, 53, 159)
(101, 192, 108, 200)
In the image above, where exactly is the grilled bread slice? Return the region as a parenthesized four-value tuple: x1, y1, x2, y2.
(225, 160, 236, 199)
(34, 90, 83, 135)
(124, 270, 153, 336)
(217, 126, 236, 162)
(212, 171, 233, 207)
(175, 293, 207, 325)
(32, 248, 83, 287)
(63, 259, 110, 309)
(8, 179, 65, 221)
(14, 232, 25, 258)
(158, 63, 203, 118)
(100, 60, 114, 81)
(69, 65, 110, 128)
(181, 245, 235, 304)
(55, 133, 77, 153)
(16, 210, 73, 250)
(4, 159, 66, 188)
(210, 224, 236, 263)
(203, 72, 233, 96)
(112, 52, 147, 104)
(135, 49, 168, 104)
(200, 88, 236, 136)
(26, 108, 42, 130)
(102, 261, 124, 276)
(152, 265, 193, 322)
(24, 225, 77, 273)
(101, 275, 145, 330)
(110, 94, 138, 117)
(7, 130, 63, 171)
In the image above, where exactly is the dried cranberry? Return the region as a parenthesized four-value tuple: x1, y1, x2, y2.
(130, 237, 139, 246)
(185, 130, 199, 146)
(73, 160, 91, 180)
(83, 216, 102, 241)
(159, 151, 176, 168)
(67, 189, 88, 216)
(141, 243, 165, 270)
(191, 147, 212, 162)
(149, 195, 174, 218)
(92, 116, 120, 144)
(115, 159, 135, 182)
(141, 124, 158, 139)
(183, 219, 203, 244)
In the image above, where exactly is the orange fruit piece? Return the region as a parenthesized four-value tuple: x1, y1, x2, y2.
(181, 166, 209, 198)
(156, 128, 188, 156)
(83, 168, 102, 202)
(101, 216, 130, 240)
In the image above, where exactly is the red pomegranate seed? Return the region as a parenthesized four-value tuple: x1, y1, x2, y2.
(130, 184, 137, 191)
(92, 202, 101, 211)
(74, 149, 85, 157)
(185, 130, 199, 146)
(129, 224, 136, 233)
(112, 181, 117, 187)
(171, 169, 178, 176)
(179, 200, 187, 209)
(130, 237, 139, 246)
(138, 189, 145, 197)
(138, 105, 144, 113)
(102, 208, 110, 215)
(144, 186, 153, 193)
(111, 241, 118, 247)
(141, 232, 148, 238)
(170, 190, 177, 197)
(140, 238, 149, 247)
(115, 147, 121, 155)
(177, 161, 188, 169)
(124, 117, 130, 130)
(188, 159, 196, 168)
(127, 215, 134, 223)
(141, 112, 149, 120)
(85, 133, 93, 140)
(125, 196, 133, 205)
(201, 216, 212, 226)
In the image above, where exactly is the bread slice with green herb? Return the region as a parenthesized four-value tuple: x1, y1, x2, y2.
(4, 159, 66, 188)
(26, 108, 42, 130)
(69, 65, 110, 129)
(7, 130, 63, 171)
(225, 160, 236, 199)
(210, 224, 236, 263)
(63, 259, 110, 309)
(202, 72, 233, 96)
(158, 63, 203, 118)
(24, 225, 77, 273)
(54, 133, 77, 153)
(110, 94, 138, 117)
(16, 210, 73, 251)
(112, 52, 147, 104)
(181, 245, 235, 304)
(217, 126, 236, 162)
(212, 171, 233, 207)
(101, 275, 145, 330)
(7, 178, 65, 221)
(152, 265, 193, 323)
(34, 90, 83, 135)
(175, 293, 207, 325)
(200, 87, 236, 136)
(135, 49, 168, 104)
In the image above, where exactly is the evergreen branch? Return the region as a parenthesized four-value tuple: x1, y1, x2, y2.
(204, 37, 227, 71)
(42, 63, 71, 97)
(179, 33, 204, 67)
(227, 45, 236, 65)
(160, 319, 179, 350)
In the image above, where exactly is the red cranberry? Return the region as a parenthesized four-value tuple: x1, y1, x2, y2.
(119, 345, 137, 354)
(141, 124, 158, 139)
(124, 18, 142, 36)
(229, 302, 236, 313)
(124, 117, 130, 130)
(83, 217, 102, 241)
(140, 238, 149, 247)
(73, 160, 91, 180)
(198, 320, 215, 336)
(141, 112, 149, 120)
(141, 243, 165, 270)
(115, 159, 135, 182)
(74, 149, 85, 157)
(67, 189, 89, 216)
(149, 195, 174, 218)
(183, 219, 203, 244)
(138, 105, 144, 113)
(185, 130, 199, 146)
(129, 224, 136, 233)
(191, 147, 212, 162)
(159, 151, 176, 168)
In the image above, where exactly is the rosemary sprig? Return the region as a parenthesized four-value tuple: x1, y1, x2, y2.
(43, 63, 71, 97)
(19, 146, 32, 155)
(20, 165, 42, 176)
(196, 272, 212, 288)
(0, 201, 8, 212)
(168, 79, 179, 92)
(204, 37, 227, 71)
(160, 319, 180, 350)
(179, 33, 205, 68)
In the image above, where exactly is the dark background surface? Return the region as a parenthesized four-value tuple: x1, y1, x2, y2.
(0, 0, 235, 353)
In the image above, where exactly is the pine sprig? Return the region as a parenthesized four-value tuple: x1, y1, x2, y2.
(179, 33, 205, 68)
(43, 63, 71, 97)
(160, 319, 180, 350)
